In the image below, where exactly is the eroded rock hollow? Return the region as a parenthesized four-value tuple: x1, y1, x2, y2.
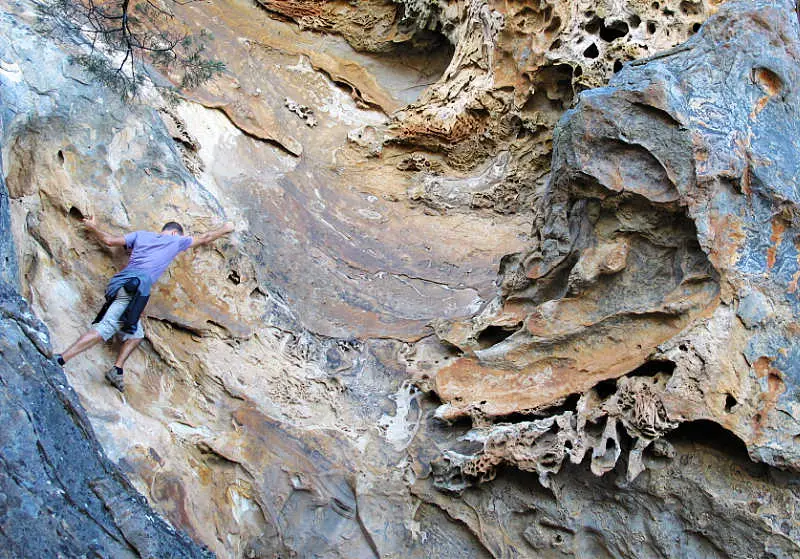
(1, 0, 799, 557)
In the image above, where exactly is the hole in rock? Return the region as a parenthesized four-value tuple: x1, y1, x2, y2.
(540, 450, 560, 468)
(439, 340, 464, 357)
(493, 410, 537, 424)
(628, 359, 676, 378)
(585, 15, 602, 34)
(667, 420, 751, 461)
(583, 43, 600, 59)
(545, 16, 561, 34)
(527, 63, 576, 111)
(679, 0, 702, 16)
(641, 440, 673, 470)
(250, 286, 267, 299)
(68, 206, 84, 220)
(585, 418, 606, 439)
(440, 412, 474, 432)
(495, 398, 578, 425)
(57, 150, 65, 164)
(691, 22, 702, 33)
(613, 60, 623, 73)
(228, 270, 241, 285)
(593, 378, 617, 400)
(628, 14, 642, 28)
(550, 38, 562, 49)
(652, 2, 660, 8)
(647, 21, 657, 34)
(753, 67, 784, 97)
(725, 394, 737, 412)
(662, 8, 675, 17)
(512, 6, 538, 31)
(425, 389, 443, 406)
(476, 325, 519, 349)
(528, 393, 582, 419)
(599, 20, 629, 42)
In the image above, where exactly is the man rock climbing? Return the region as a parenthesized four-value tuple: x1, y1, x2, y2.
(55, 216, 235, 392)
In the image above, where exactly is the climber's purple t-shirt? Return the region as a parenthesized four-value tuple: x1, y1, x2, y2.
(123, 230, 193, 284)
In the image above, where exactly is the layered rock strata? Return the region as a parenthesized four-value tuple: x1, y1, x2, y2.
(218, 0, 724, 214)
(2, 0, 799, 557)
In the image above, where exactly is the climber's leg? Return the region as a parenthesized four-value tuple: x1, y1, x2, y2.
(114, 336, 142, 369)
(59, 329, 104, 363)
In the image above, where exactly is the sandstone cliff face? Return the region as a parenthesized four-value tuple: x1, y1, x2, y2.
(2, 0, 800, 557)
(0, 120, 211, 557)
(430, 0, 800, 480)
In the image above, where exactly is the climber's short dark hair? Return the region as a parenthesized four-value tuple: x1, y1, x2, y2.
(161, 221, 184, 235)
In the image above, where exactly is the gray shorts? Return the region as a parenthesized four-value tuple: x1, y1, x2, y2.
(93, 289, 145, 341)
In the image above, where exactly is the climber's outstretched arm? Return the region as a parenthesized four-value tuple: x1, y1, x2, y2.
(82, 216, 126, 247)
(190, 222, 235, 248)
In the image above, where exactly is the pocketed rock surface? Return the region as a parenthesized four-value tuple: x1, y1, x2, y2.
(1, 0, 799, 557)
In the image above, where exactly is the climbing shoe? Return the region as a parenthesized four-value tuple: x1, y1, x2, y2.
(105, 366, 125, 393)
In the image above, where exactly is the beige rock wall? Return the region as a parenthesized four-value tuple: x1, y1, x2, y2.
(6, 0, 799, 557)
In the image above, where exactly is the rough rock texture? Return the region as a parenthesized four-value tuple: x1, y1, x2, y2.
(2, 1, 515, 556)
(414, 421, 800, 558)
(258, 0, 725, 213)
(2, 0, 800, 557)
(429, 0, 800, 495)
(389, 0, 724, 212)
(0, 139, 211, 559)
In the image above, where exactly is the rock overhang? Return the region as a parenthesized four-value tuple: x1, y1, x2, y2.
(426, 0, 800, 489)
(3, 0, 800, 556)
